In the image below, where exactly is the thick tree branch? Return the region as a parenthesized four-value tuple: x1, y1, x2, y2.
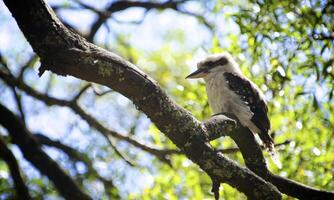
(0, 137, 32, 200)
(3, 0, 282, 199)
(205, 114, 334, 200)
(0, 104, 92, 200)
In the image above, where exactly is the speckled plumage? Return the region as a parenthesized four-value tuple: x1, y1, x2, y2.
(187, 52, 281, 167)
(198, 53, 273, 152)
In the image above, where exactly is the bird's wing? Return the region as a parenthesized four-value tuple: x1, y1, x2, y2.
(223, 72, 270, 134)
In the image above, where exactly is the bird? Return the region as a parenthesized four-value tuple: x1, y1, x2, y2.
(186, 52, 281, 167)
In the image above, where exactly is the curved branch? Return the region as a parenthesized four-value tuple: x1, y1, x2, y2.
(0, 104, 92, 200)
(85, 0, 181, 41)
(33, 133, 120, 199)
(0, 55, 25, 122)
(71, 0, 212, 41)
(205, 114, 334, 200)
(0, 137, 32, 200)
(0, 71, 173, 165)
(3, 0, 281, 199)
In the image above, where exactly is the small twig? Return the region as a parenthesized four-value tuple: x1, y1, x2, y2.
(217, 140, 291, 154)
(72, 83, 91, 102)
(110, 10, 149, 25)
(0, 54, 26, 122)
(176, 9, 214, 30)
(11, 87, 25, 123)
(72, 0, 104, 16)
(104, 135, 136, 167)
(211, 177, 220, 200)
(33, 133, 120, 199)
(0, 53, 10, 73)
(0, 71, 172, 165)
(83, 0, 207, 41)
(18, 55, 39, 80)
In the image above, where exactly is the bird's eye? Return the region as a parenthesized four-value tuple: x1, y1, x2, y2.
(205, 61, 214, 68)
(217, 57, 228, 66)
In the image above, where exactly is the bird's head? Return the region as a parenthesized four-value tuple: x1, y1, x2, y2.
(186, 52, 241, 79)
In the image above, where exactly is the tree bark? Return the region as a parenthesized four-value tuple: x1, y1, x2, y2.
(2, 0, 334, 199)
(206, 114, 334, 200)
(2, 0, 283, 199)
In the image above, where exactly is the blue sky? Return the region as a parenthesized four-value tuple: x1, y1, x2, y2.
(0, 0, 225, 198)
(1, 0, 332, 198)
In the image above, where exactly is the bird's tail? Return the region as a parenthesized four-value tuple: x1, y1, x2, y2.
(259, 133, 282, 169)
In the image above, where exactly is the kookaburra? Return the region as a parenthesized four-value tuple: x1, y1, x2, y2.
(186, 53, 280, 166)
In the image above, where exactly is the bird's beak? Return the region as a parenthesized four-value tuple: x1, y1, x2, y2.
(186, 68, 208, 79)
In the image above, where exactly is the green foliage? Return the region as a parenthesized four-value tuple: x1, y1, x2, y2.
(129, 0, 333, 199)
(0, 0, 333, 199)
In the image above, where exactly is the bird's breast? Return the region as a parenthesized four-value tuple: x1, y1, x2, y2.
(205, 74, 233, 114)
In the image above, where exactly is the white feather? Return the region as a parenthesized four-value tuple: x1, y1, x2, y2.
(199, 52, 282, 168)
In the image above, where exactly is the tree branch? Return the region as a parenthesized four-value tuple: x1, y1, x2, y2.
(217, 140, 291, 154)
(205, 114, 334, 200)
(69, 0, 212, 41)
(0, 104, 92, 200)
(85, 0, 182, 41)
(0, 55, 26, 122)
(0, 137, 32, 200)
(10, 86, 26, 122)
(72, 83, 91, 101)
(0, 71, 173, 165)
(33, 133, 120, 199)
(3, 0, 282, 198)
